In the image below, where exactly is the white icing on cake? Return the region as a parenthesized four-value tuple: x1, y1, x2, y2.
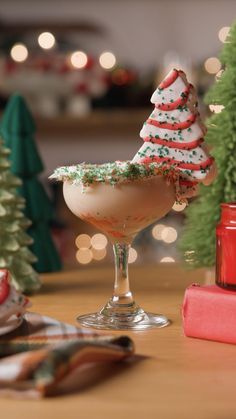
(151, 71, 188, 105)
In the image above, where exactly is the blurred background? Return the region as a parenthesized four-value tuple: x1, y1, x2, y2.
(0, 0, 235, 269)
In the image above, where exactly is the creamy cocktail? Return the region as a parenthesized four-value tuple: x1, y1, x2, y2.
(63, 172, 175, 245)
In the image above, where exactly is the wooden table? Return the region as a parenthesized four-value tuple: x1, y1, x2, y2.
(2, 264, 236, 419)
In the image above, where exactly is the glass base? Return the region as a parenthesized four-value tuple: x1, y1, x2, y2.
(77, 307, 170, 330)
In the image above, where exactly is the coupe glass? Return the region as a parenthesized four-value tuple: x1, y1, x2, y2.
(63, 173, 175, 330)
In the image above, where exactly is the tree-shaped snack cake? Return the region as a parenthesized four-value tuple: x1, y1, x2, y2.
(1, 94, 62, 273)
(0, 137, 40, 293)
(132, 68, 217, 198)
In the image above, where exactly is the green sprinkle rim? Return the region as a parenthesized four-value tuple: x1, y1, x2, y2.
(50, 160, 178, 187)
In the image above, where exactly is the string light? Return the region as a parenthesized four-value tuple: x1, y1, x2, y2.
(70, 51, 88, 69)
(204, 57, 221, 74)
(10, 43, 28, 62)
(172, 201, 186, 212)
(160, 256, 175, 263)
(76, 248, 93, 264)
(161, 227, 178, 243)
(218, 26, 230, 43)
(91, 233, 108, 250)
(92, 248, 107, 261)
(99, 51, 116, 70)
(128, 248, 138, 264)
(38, 32, 55, 49)
(209, 104, 225, 114)
(152, 224, 165, 240)
(75, 234, 91, 249)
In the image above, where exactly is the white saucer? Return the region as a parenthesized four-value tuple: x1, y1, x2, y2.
(0, 315, 23, 336)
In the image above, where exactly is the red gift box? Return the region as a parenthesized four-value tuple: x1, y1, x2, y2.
(182, 283, 236, 344)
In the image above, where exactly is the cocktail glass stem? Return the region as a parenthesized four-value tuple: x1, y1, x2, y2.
(100, 243, 140, 318)
(113, 243, 133, 306)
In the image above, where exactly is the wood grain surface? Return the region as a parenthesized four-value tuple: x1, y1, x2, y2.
(1, 264, 236, 419)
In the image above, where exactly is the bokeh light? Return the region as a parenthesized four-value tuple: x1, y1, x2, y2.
(38, 32, 55, 49)
(10, 43, 28, 62)
(172, 201, 187, 212)
(99, 51, 116, 70)
(75, 234, 91, 249)
(91, 233, 108, 250)
(128, 248, 138, 264)
(152, 224, 165, 240)
(76, 248, 93, 264)
(209, 104, 225, 114)
(160, 256, 175, 263)
(204, 57, 221, 74)
(70, 51, 88, 69)
(161, 227, 178, 243)
(92, 248, 107, 261)
(218, 26, 230, 43)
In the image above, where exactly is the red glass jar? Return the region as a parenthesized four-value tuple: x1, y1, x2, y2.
(216, 203, 236, 289)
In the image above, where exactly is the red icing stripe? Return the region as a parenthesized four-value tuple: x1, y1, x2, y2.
(143, 137, 204, 150)
(140, 156, 214, 170)
(179, 180, 198, 186)
(155, 84, 190, 111)
(158, 69, 179, 89)
(147, 113, 196, 131)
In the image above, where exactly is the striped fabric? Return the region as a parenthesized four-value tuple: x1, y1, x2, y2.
(0, 312, 134, 398)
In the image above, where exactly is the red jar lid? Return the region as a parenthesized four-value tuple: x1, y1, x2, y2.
(221, 203, 236, 209)
(220, 203, 236, 223)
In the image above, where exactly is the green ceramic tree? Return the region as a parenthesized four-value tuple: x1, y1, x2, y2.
(0, 136, 41, 293)
(180, 22, 236, 268)
(1, 94, 62, 273)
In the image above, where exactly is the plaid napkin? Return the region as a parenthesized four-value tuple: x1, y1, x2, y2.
(0, 312, 134, 398)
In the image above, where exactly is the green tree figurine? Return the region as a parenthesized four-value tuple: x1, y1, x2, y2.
(1, 94, 62, 273)
(0, 137, 41, 293)
(180, 22, 236, 268)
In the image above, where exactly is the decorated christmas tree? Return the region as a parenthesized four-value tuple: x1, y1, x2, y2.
(180, 22, 236, 268)
(1, 94, 62, 273)
(0, 137, 40, 293)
